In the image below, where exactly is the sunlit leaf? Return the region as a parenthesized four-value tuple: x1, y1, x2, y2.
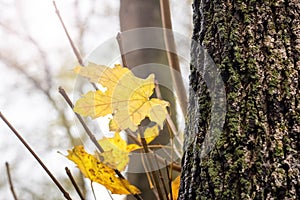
(73, 90, 112, 118)
(139, 125, 159, 144)
(74, 63, 169, 131)
(66, 146, 141, 194)
(109, 119, 120, 132)
(169, 175, 180, 200)
(97, 132, 139, 171)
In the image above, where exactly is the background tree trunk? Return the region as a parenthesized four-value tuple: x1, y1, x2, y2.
(180, 0, 300, 199)
(119, 1, 177, 199)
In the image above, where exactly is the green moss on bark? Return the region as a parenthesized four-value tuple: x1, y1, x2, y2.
(179, 0, 300, 199)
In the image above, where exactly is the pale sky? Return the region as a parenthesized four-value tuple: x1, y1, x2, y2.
(0, 0, 192, 199)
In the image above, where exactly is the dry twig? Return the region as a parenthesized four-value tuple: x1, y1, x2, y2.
(5, 162, 18, 200)
(159, 0, 188, 116)
(65, 167, 85, 200)
(0, 112, 72, 200)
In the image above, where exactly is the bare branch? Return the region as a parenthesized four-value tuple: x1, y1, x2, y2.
(138, 126, 164, 200)
(0, 21, 53, 90)
(159, 0, 188, 116)
(127, 129, 181, 172)
(0, 54, 77, 146)
(52, 0, 83, 66)
(5, 162, 18, 200)
(153, 154, 169, 200)
(73, 0, 97, 51)
(53, 0, 99, 91)
(155, 81, 183, 151)
(0, 112, 72, 200)
(58, 87, 104, 153)
(165, 160, 173, 200)
(65, 167, 85, 200)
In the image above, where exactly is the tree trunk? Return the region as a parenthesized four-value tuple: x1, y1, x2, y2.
(180, 0, 300, 199)
(119, 1, 177, 199)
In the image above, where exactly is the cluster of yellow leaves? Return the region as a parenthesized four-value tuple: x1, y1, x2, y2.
(67, 63, 181, 196)
(97, 132, 139, 171)
(67, 145, 141, 194)
(66, 126, 160, 194)
(97, 125, 159, 171)
(73, 63, 169, 131)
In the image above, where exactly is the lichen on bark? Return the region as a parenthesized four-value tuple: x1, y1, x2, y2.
(179, 0, 300, 199)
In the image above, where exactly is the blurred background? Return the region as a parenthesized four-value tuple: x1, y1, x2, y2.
(0, 0, 192, 199)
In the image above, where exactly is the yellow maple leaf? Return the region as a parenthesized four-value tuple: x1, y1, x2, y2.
(169, 175, 180, 200)
(97, 132, 139, 171)
(73, 63, 169, 131)
(139, 125, 160, 144)
(97, 125, 159, 171)
(66, 145, 141, 195)
(109, 119, 120, 132)
(73, 90, 112, 118)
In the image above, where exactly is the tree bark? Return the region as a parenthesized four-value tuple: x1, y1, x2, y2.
(180, 0, 300, 199)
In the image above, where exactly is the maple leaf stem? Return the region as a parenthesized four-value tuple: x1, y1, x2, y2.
(0, 112, 72, 200)
(65, 167, 85, 200)
(5, 162, 18, 200)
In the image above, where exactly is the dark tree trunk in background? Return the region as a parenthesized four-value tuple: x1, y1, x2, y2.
(120, 1, 177, 199)
(180, 0, 300, 199)
(120, 0, 168, 72)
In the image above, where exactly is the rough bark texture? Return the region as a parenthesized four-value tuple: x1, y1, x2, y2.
(179, 0, 300, 199)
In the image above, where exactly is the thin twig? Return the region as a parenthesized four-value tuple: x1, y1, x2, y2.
(165, 122, 175, 179)
(53, 0, 98, 91)
(90, 181, 97, 200)
(155, 81, 183, 151)
(0, 20, 52, 90)
(58, 87, 104, 153)
(0, 112, 72, 200)
(65, 167, 85, 200)
(52, 0, 83, 66)
(153, 154, 169, 200)
(58, 87, 143, 200)
(165, 160, 173, 200)
(127, 126, 181, 171)
(0, 52, 77, 147)
(159, 0, 187, 116)
(106, 189, 114, 200)
(139, 151, 155, 189)
(139, 126, 165, 200)
(125, 129, 142, 146)
(5, 162, 18, 200)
